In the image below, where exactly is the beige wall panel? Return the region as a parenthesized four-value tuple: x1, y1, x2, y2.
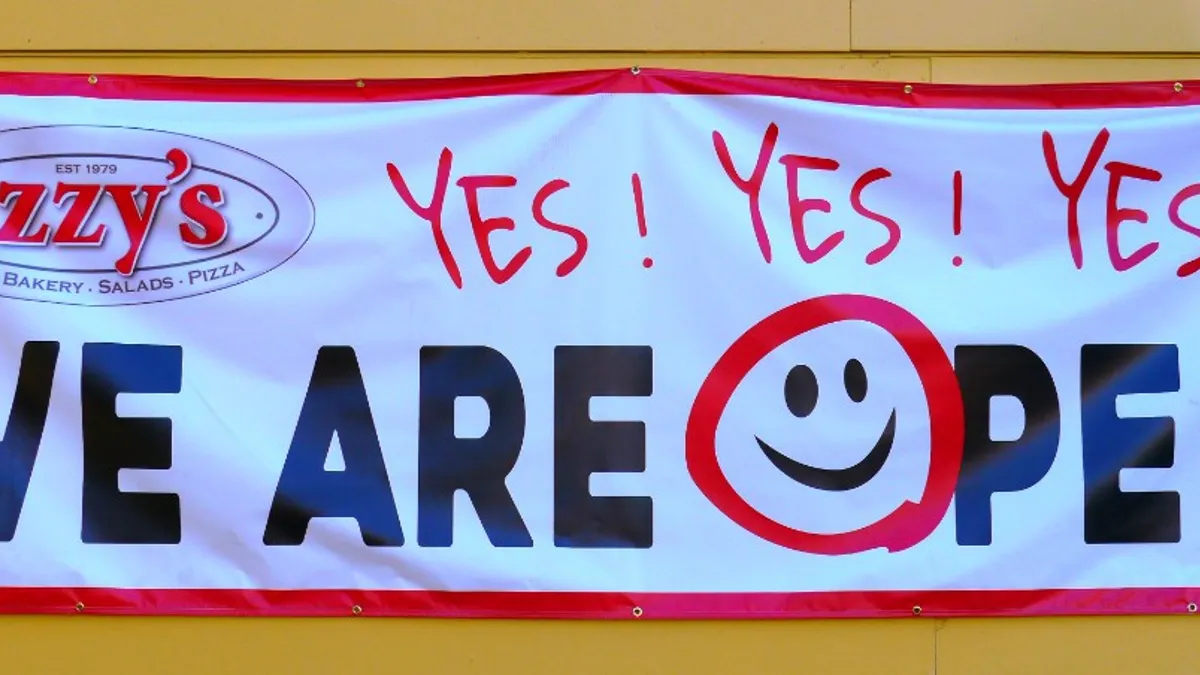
(0, 616, 935, 674)
(0, 0, 850, 52)
(0, 53, 929, 81)
(933, 56, 1200, 83)
(852, 0, 1200, 52)
(937, 617, 1200, 675)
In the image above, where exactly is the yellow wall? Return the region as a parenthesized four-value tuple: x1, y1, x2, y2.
(3, 1, 1200, 673)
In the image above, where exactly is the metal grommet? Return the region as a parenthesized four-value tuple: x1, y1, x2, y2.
(912, 605, 922, 616)
(356, 80, 365, 88)
(1188, 602, 1197, 613)
(1175, 82, 1185, 93)
(631, 606, 643, 618)
(903, 84, 914, 95)
(351, 604, 363, 616)
(74, 602, 85, 613)
(87, 75, 98, 85)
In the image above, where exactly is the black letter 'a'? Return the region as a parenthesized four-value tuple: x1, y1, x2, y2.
(263, 347, 404, 547)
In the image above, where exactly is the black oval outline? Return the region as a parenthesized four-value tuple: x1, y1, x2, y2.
(0, 124, 316, 308)
(0, 152, 279, 274)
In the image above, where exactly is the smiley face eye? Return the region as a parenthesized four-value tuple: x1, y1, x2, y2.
(784, 364, 818, 418)
(844, 358, 867, 403)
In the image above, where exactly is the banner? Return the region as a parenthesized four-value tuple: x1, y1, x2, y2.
(0, 68, 1199, 619)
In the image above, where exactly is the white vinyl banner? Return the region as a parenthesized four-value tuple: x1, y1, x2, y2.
(0, 69, 1197, 618)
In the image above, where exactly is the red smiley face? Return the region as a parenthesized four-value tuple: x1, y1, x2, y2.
(685, 294, 965, 555)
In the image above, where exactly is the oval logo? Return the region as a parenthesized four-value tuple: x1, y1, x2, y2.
(0, 125, 314, 306)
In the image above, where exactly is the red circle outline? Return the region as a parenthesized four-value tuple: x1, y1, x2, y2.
(685, 294, 964, 555)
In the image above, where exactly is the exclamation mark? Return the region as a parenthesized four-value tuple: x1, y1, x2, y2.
(952, 170, 964, 267)
(632, 172, 653, 268)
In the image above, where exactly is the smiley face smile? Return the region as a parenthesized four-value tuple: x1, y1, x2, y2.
(754, 358, 897, 492)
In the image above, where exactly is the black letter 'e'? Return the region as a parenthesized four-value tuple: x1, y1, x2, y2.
(554, 346, 653, 548)
(1081, 343, 1180, 544)
(81, 343, 182, 545)
(263, 346, 404, 547)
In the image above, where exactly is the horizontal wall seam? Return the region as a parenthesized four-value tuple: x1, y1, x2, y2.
(3, 50, 1200, 58)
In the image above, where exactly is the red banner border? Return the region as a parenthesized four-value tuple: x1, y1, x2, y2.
(0, 67, 1196, 109)
(0, 68, 1191, 618)
(0, 587, 1193, 618)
